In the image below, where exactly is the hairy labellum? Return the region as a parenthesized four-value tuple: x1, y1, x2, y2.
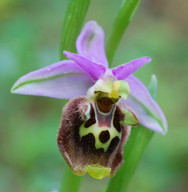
(57, 96, 138, 179)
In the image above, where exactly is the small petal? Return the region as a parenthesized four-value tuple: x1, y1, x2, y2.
(112, 57, 151, 80)
(11, 60, 93, 99)
(64, 51, 106, 81)
(120, 75, 167, 134)
(76, 21, 108, 67)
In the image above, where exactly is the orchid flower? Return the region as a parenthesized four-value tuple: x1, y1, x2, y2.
(11, 21, 167, 179)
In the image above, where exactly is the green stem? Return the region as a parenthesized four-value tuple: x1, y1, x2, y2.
(106, 0, 140, 66)
(60, 0, 92, 60)
(60, 167, 82, 192)
(105, 76, 157, 192)
(59, 0, 91, 191)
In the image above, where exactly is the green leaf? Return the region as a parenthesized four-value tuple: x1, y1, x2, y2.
(60, 0, 92, 60)
(106, 0, 141, 65)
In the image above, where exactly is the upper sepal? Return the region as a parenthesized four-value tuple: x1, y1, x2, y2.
(76, 21, 109, 67)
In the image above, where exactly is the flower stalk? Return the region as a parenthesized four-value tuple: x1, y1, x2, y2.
(60, 167, 82, 192)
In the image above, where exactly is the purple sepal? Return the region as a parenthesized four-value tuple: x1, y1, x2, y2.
(121, 75, 167, 134)
(76, 21, 109, 68)
(11, 60, 93, 99)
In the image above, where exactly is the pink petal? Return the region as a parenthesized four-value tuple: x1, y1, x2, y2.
(76, 21, 109, 68)
(64, 51, 106, 81)
(112, 57, 151, 80)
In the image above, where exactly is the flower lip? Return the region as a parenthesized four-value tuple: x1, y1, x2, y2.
(57, 96, 131, 179)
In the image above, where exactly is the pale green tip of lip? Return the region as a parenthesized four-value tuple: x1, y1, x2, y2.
(86, 165, 111, 179)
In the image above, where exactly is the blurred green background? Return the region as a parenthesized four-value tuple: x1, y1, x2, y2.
(0, 0, 188, 191)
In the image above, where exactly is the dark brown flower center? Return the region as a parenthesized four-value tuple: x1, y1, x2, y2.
(96, 97, 114, 113)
